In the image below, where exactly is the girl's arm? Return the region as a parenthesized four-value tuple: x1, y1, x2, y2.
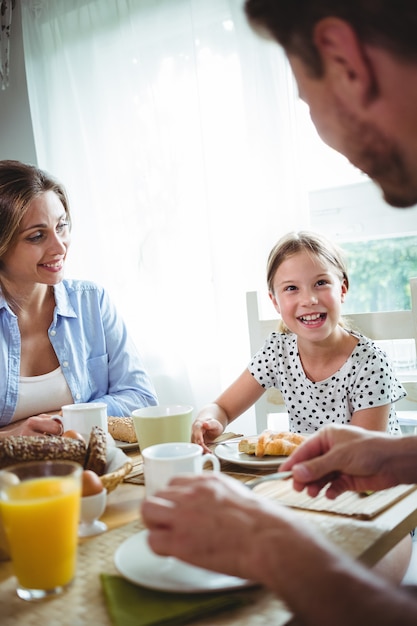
(350, 404, 390, 432)
(192, 369, 264, 452)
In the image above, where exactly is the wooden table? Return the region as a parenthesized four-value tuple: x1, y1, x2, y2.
(1, 448, 417, 626)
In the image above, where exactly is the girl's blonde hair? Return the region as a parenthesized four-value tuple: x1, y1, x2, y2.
(267, 231, 349, 333)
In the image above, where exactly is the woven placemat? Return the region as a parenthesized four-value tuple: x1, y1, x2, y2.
(254, 481, 417, 520)
(0, 518, 292, 626)
(123, 455, 144, 485)
(123, 435, 417, 520)
(0, 508, 389, 626)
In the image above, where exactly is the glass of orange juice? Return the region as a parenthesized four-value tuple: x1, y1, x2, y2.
(0, 460, 82, 601)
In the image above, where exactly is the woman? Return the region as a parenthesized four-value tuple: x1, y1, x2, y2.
(0, 160, 157, 438)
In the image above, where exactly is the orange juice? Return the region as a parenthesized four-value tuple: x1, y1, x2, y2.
(0, 475, 81, 590)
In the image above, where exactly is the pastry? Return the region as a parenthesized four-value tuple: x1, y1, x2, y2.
(84, 425, 107, 475)
(238, 430, 305, 457)
(0, 435, 86, 469)
(107, 416, 137, 443)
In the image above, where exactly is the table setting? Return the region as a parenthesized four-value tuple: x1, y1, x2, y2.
(1, 407, 417, 626)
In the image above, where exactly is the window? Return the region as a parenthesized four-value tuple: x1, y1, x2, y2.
(343, 236, 417, 314)
(309, 181, 417, 314)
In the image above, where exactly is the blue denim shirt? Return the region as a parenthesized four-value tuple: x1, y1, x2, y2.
(0, 279, 158, 426)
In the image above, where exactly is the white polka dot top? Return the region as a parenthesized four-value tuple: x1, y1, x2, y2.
(248, 330, 405, 435)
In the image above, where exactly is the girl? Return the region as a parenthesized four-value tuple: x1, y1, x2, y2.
(192, 231, 405, 451)
(0, 160, 157, 438)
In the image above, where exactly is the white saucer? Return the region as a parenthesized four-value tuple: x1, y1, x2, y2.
(114, 530, 252, 593)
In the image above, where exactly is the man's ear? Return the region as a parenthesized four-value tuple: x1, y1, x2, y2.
(313, 18, 377, 106)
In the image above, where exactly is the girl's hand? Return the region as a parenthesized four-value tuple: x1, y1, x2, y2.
(192, 417, 224, 453)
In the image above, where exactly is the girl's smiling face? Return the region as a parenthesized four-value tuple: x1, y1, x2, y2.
(269, 250, 347, 341)
(1, 190, 71, 289)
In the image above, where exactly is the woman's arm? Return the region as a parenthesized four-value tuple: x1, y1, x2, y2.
(0, 414, 63, 439)
(100, 289, 157, 413)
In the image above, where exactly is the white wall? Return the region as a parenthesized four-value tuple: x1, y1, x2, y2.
(0, 1, 36, 163)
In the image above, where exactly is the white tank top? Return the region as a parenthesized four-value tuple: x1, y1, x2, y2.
(13, 367, 73, 422)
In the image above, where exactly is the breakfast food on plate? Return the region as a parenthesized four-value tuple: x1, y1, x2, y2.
(238, 430, 306, 458)
(0, 435, 87, 469)
(82, 469, 104, 497)
(107, 416, 137, 443)
(84, 425, 107, 475)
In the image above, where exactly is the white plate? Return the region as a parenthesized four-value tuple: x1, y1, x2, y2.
(114, 440, 138, 451)
(214, 442, 286, 468)
(114, 530, 252, 593)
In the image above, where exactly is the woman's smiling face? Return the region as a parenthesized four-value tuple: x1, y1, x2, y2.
(1, 190, 71, 289)
(270, 250, 347, 341)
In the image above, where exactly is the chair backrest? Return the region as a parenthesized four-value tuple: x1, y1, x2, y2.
(246, 277, 417, 433)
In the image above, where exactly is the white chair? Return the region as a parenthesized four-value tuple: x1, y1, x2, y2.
(246, 278, 417, 434)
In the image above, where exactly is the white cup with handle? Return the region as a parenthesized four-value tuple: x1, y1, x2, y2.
(142, 442, 220, 496)
(52, 402, 108, 443)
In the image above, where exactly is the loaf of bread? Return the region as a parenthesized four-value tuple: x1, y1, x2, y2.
(0, 435, 87, 469)
(84, 425, 107, 476)
(108, 416, 137, 443)
(238, 430, 305, 457)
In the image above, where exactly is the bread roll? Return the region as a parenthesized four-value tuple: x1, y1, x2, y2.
(107, 416, 137, 443)
(238, 430, 305, 457)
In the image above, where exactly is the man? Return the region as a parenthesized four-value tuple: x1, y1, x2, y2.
(141, 2, 417, 623)
(245, 0, 417, 209)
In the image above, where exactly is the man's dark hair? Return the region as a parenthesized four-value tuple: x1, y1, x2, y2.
(244, 1, 417, 77)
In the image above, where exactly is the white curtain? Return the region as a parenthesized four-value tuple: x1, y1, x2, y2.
(20, 0, 310, 433)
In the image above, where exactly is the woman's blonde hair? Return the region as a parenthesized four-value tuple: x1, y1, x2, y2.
(267, 230, 349, 333)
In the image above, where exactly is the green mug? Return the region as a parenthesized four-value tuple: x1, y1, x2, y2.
(132, 404, 193, 451)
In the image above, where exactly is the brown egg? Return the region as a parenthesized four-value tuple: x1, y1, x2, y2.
(82, 470, 104, 497)
(63, 429, 85, 443)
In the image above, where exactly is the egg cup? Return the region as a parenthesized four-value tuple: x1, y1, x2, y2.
(78, 489, 108, 537)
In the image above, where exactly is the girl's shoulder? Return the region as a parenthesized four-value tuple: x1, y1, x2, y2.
(347, 329, 390, 361)
(348, 328, 375, 347)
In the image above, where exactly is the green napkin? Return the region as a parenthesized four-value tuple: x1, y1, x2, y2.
(100, 574, 249, 626)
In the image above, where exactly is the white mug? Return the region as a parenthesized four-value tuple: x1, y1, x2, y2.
(53, 402, 108, 442)
(142, 442, 220, 496)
